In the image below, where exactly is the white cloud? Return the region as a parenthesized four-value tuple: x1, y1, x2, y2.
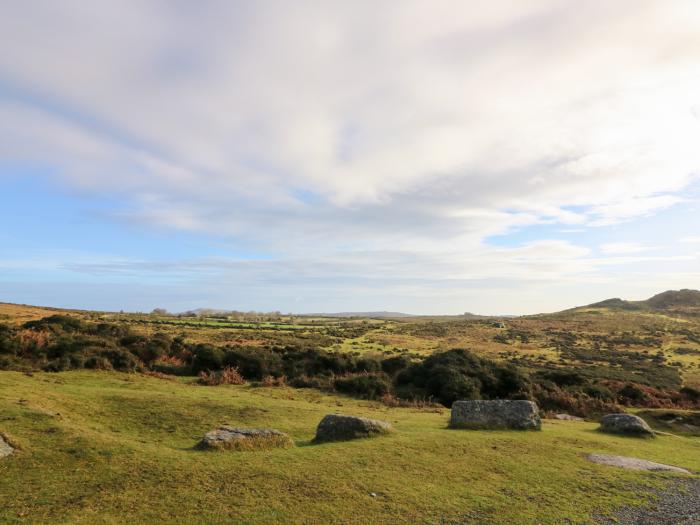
(1, 1, 700, 312)
(599, 242, 657, 254)
(2, 2, 699, 220)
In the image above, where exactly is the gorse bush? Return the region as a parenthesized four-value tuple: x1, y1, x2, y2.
(618, 383, 646, 402)
(191, 345, 226, 373)
(540, 370, 586, 387)
(334, 373, 392, 399)
(217, 346, 384, 381)
(380, 355, 412, 375)
(681, 386, 700, 400)
(23, 315, 84, 333)
(397, 349, 532, 406)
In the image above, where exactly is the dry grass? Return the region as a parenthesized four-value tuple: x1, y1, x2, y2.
(379, 393, 444, 413)
(0, 302, 79, 324)
(260, 375, 287, 387)
(198, 366, 246, 386)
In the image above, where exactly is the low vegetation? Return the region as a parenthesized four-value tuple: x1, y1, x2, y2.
(2, 298, 700, 417)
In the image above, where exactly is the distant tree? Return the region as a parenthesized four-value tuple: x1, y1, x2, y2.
(151, 308, 168, 316)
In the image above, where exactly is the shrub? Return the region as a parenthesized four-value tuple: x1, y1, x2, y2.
(424, 366, 475, 405)
(532, 383, 620, 417)
(540, 370, 586, 387)
(397, 349, 532, 407)
(92, 322, 132, 338)
(381, 355, 411, 375)
(494, 366, 532, 398)
(100, 349, 141, 371)
(354, 357, 382, 373)
(84, 356, 113, 370)
(260, 375, 287, 387)
(43, 356, 72, 372)
(198, 367, 246, 386)
(151, 355, 191, 376)
(680, 386, 700, 400)
(0, 325, 20, 355)
(288, 375, 332, 389)
(120, 333, 172, 364)
(583, 384, 614, 401)
(618, 383, 646, 402)
(24, 315, 83, 333)
(191, 345, 225, 373)
(224, 348, 283, 379)
(334, 373, 392, 399)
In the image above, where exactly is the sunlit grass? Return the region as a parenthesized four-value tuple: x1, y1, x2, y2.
(1, 371, 698, 524)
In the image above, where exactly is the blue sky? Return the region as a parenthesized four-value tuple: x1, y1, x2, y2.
(1, 1, 699, 314)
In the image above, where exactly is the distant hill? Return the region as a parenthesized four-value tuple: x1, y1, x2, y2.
(645, 289, 700, 309)
(305, 311, 416, 318)
(583, 289, 700, 312)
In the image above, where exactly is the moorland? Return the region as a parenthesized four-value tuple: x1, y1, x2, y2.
(1, 290, 699, 523)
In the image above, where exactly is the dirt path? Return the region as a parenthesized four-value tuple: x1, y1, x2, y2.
(595, 478, 700, 525)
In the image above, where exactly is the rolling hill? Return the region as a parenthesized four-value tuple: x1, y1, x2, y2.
(584, 289, 700, 313)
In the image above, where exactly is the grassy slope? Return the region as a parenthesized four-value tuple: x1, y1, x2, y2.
(0, 303, 76, 324)
(1, 371, 699, 524)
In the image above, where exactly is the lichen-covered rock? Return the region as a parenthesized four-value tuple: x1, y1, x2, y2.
(0, 434, 14, 458)
(197, 427, 294, 451)
(314, 414, 392, 442)
(450, 400, 541, 430)
(599, 413, 654, 437)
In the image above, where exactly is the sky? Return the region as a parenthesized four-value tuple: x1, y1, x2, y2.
(1, 0, 699, 315)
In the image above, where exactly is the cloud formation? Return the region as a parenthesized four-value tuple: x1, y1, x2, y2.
(1, 1, 699, 312)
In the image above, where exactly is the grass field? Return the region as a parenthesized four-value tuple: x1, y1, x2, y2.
(1, 371, 698, 524)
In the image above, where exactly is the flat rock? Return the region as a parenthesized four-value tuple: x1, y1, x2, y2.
(450, 400, 541, 430)
(0, 435, 14, 458)
(599, 413, 654, 437)
(314, 414, 392, 442)
(553, 413, 584, 421)
(197, 427, 293, 451)
(587, 454, 691, 474)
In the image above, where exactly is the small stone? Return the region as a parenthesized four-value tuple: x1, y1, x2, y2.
(370, 492, 377, 497)
(450, 400, 541, 430)
(0, 434, 14, 458)
(553, 413, 584, 421)
(197, 427, 293, 451)
(599, 413, 654, 437)
(314, 414, 392, 442)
